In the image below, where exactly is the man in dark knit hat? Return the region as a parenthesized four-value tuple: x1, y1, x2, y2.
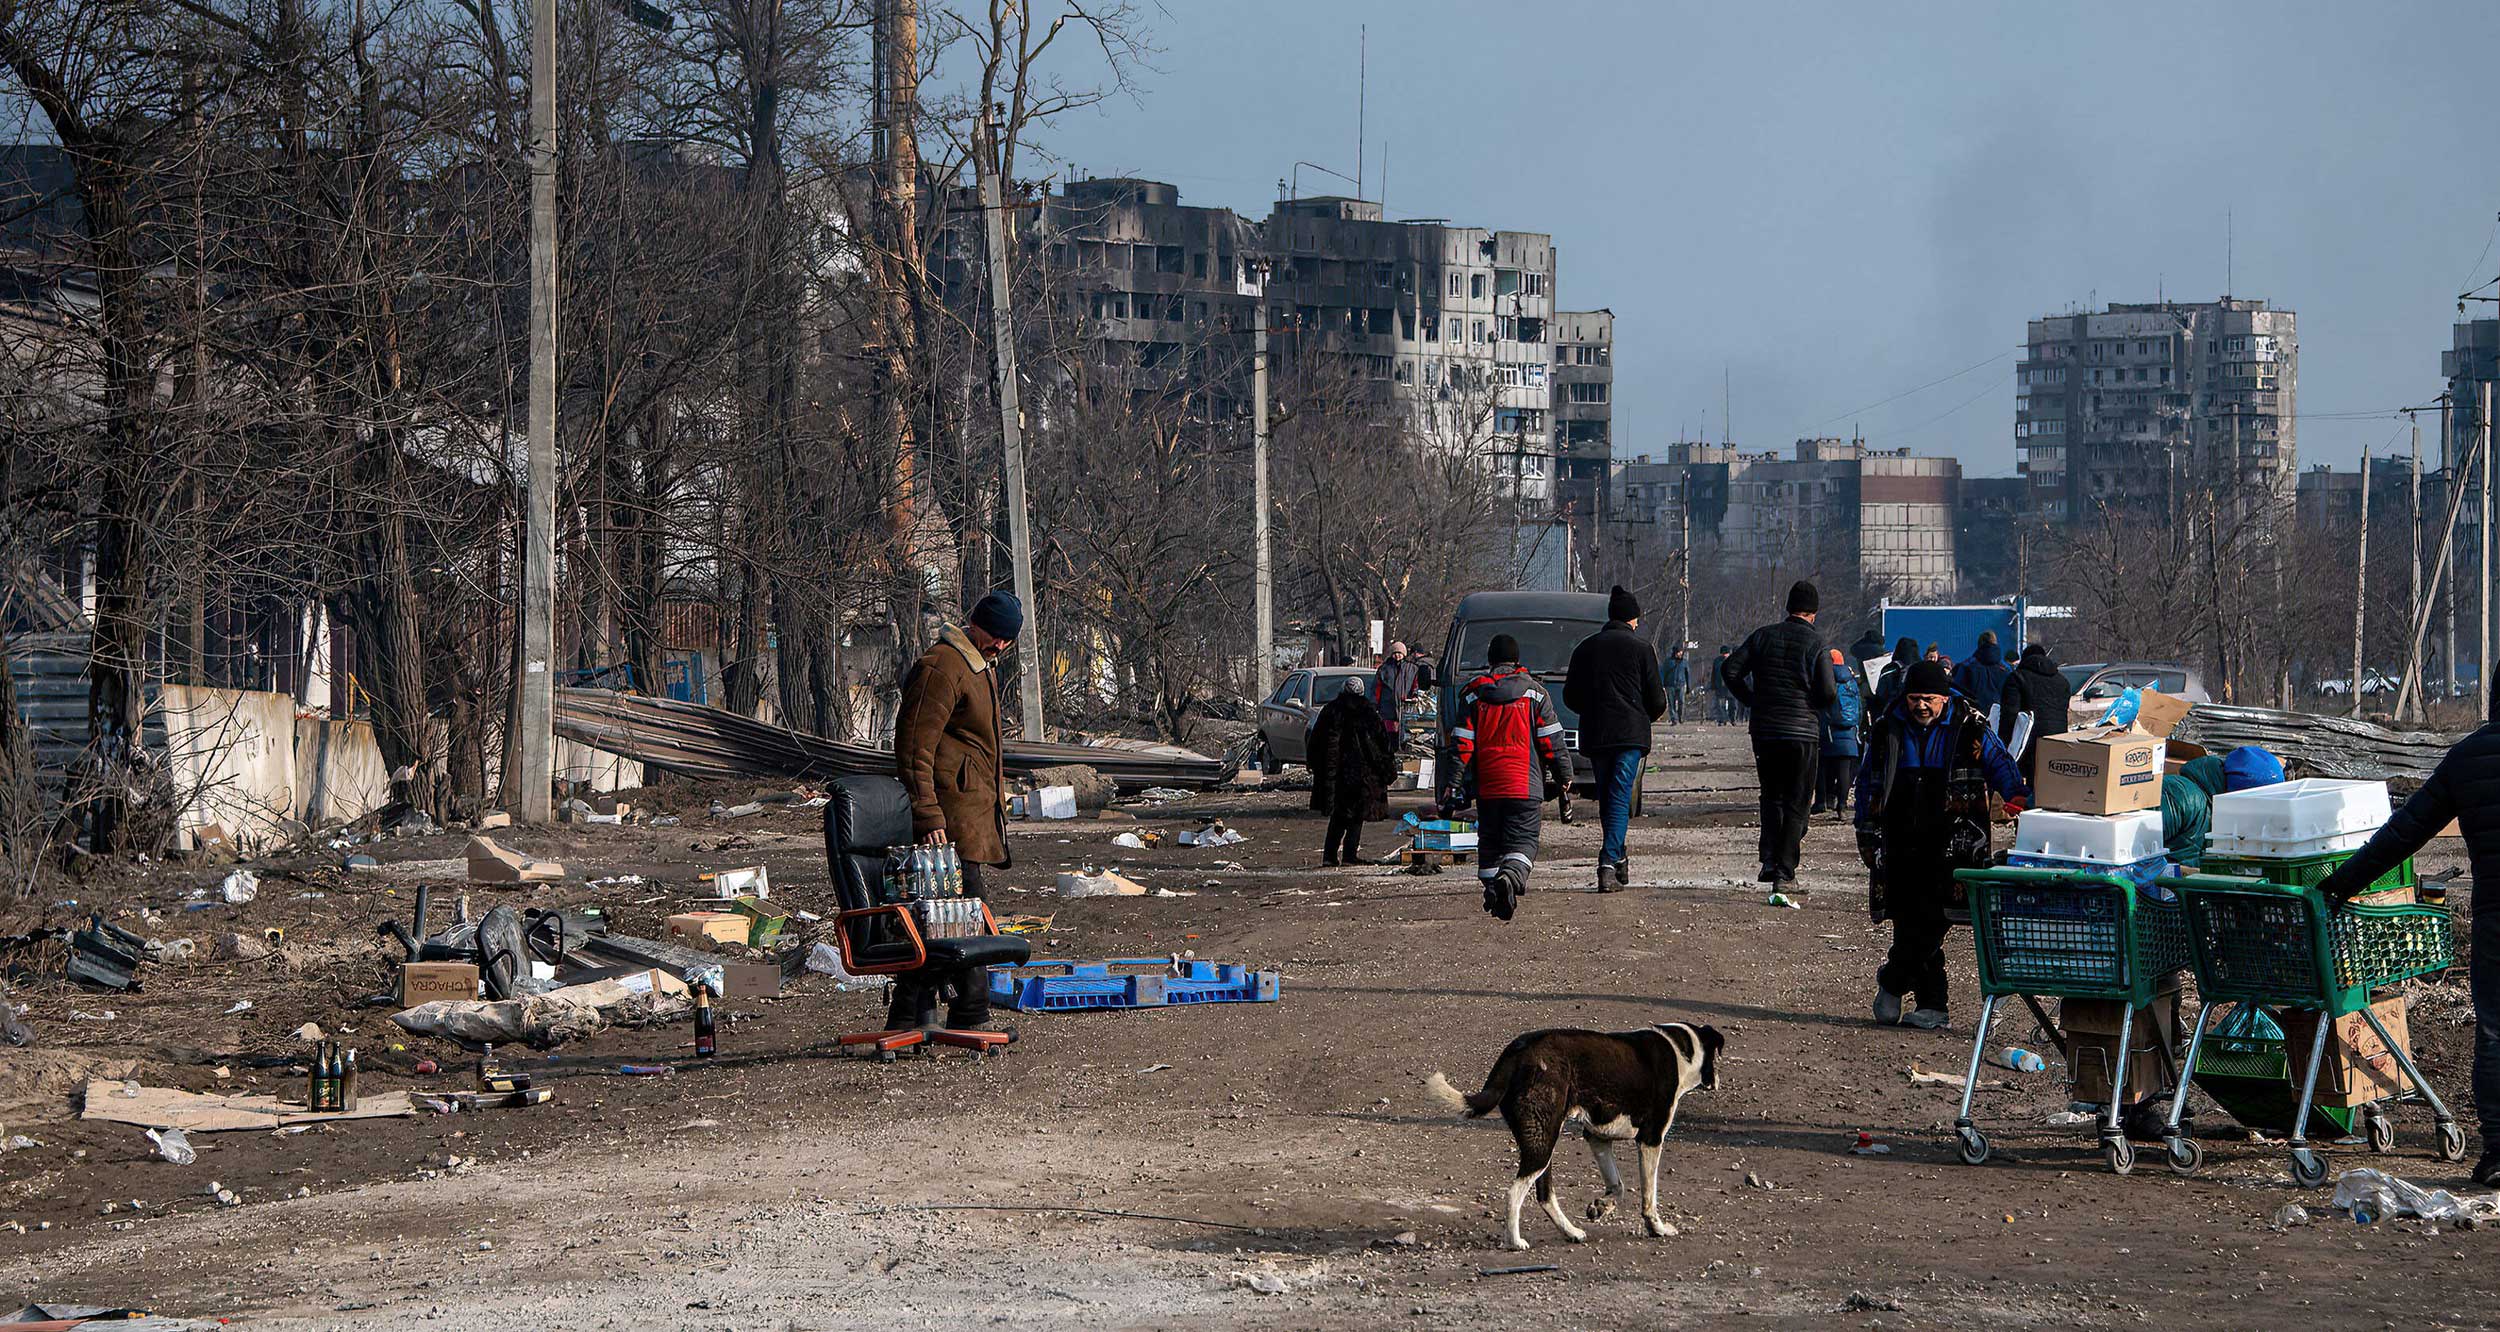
(893, 592, 1021, 1028)
(1854, 658, 2028, 1030)
(1565, 586, 1667, 891)
(1721, 580, 1837, 885)
(1444, 633, 1571, 921)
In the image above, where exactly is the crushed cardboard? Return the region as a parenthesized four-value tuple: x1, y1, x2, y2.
(81, 1081, 415, 1133)
(465, 835, 564, 883)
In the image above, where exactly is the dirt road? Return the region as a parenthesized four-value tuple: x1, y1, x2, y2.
(3, 723, 2493, 1329)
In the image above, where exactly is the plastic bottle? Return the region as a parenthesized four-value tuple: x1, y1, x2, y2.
(2351, 1204, 2378, 1225)
(341, 1048, 361, 1112)
(1996, 1048, 2048, 1073)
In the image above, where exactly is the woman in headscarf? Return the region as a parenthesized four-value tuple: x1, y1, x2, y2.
(1309, 677, 1396, 866)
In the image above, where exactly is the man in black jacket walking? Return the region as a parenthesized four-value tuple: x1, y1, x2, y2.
(1996, 642, 2074, 782)
(1565, 586, 1668, 892)
(1722, 580, 1837, 884)
(2317, 709, 2500, 1185)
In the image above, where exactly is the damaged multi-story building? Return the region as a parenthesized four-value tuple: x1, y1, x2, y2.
(942, 177, 1614, 512)
(2016, 297, 2299, 521)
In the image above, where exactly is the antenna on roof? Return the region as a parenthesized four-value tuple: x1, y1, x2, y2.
(1356, 25, 1366, 201)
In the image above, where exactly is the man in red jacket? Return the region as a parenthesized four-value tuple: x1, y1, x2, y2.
(1443, 633, 1571, 921)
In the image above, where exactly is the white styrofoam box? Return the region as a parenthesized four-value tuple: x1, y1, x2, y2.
(2207, 778, 2390, 859)
(2014, 808, 2165, 865)
(1034, 785, 1079, 820)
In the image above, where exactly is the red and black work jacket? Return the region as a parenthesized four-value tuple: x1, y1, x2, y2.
(1453, 666, 1564, 801)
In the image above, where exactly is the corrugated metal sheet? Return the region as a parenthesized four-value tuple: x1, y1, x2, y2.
(2172, 704, 2464, 788)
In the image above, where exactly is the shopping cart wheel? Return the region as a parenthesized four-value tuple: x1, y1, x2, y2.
(2103, 1136, 2136, 1176)
(2289, 1148, 2328, 1189)
(1955, 1126, 1990, 1166)
(2436, 1121, 2468, 1163)
(2363, 1106, 2396, 1154)
(2163, 1136, 2203, 1177)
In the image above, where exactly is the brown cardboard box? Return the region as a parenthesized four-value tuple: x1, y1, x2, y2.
(465, 835, 564, 883)
(2279, 995, 2414, 1107)
(400, 961, 481, 1007)
(2129, 690, 2193, 739)
(2353, 884, 2417, 906)
(2061, 985, 2181, 1104)
(2163, 738, 2209, 776)
(2033, 726, 2168, 815)
(666, 912, 752, 947)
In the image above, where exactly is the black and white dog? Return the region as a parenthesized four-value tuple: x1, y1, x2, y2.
(1425, 1023, 1724, 1250)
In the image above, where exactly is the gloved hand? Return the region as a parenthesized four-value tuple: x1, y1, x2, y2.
(1856, 827, 1884, 871)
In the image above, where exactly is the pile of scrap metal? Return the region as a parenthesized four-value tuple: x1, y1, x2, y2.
(553, 688, 1234, 791)
(2173, 703, 2465, 788)
(0, 915, 151, 993)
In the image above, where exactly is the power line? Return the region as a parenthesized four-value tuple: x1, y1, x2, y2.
(1868, 368, 2017, 440)
(1803, 346, 2018, 430)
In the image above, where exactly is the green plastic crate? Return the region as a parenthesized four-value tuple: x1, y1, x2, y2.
(2189, 1005, 2358, 1137)
(2176, 875, 2457, 1015)
(2199, 849, 2416, 898)
(1958, 866, 2191, 1004)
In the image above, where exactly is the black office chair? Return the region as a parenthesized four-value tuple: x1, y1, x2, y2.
(822, 775, 1028, 1060)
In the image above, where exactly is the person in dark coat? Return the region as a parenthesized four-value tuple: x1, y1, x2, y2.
(1722, 580, 1837, 884)
(1855, 660, 2028, 1029)
(2317, 717, 2500, 1185)
(1710, 648, 1738, 724)
(1873, 636, 1921, 717)
(1951, 632, 2010, 717)
(1373, 641, 1423, 744)
(1662, 647, 1693, 725)
(1996, 642, 2074, 782)
(1565, 586, 1669, 891)
(1308, 677, 1395, 866)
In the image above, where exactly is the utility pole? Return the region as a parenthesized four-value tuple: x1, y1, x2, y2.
(2445, 394, 2458, 705)
(1676, 479, 1692, 653)
(2485, 383, 2496, 717)
(515, 0, 557, 823)
(2407, 418, 2423, 720)
(2351, 447, 2370, 719)
(1252, 261, 1274, 698)
(2397, 420, 2485, 718)
(976, 107, 1044, 741)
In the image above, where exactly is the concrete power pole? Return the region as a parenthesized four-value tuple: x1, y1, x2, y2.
(976, 108, 1044, 742)
(1252, 263, 1275, 698)
(2351, 447, 2370, 719)
(2406, 419, 2423, 720)
(515, 0, 558, 823)
(2445, 395, 2458, 703)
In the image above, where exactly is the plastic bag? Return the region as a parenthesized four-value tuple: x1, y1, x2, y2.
(146, 1127, 196, 1165)
(2331, 1167, 2500, 1223)
(219, 870, 259, 904)
(2104, 687, 2142, 729)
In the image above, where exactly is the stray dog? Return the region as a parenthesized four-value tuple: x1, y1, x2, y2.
(1425, 1023, 1724, 1250)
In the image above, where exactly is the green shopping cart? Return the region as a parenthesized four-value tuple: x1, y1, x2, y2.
(2162, 874, 2465, 1186)
(1950, 866, 2194, 1175)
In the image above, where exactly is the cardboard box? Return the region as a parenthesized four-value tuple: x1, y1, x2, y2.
(2061, 985, 2181, 1104)
(400, 961, 481, 1007)
(2279, 995, 2414, 1108)
(2129, 690, 2193, 739)
(666, 911, 752, 947)
(2353, 884, 2417, 906)
(727, 896, 788, 949)
(2163, 738, 2209, 776)
(465, 835, 564, 883)
(2033, 726, 2168, 815)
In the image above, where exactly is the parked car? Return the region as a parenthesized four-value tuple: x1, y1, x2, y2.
(1434, 590, 1635, 809)
(2059, 661, 2211, 724)
(1254, 666, 1377, 768)
(2317, 670, 2399, 697)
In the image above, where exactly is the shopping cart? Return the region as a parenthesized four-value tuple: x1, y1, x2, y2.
(1949, 866, 2194, 1175)
(2162, 874, 2465, 1186)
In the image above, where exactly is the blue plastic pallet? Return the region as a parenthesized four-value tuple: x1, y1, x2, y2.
(985, 957, 1284, 1012)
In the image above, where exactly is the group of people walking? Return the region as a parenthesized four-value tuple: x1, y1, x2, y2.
(904, 580, 2500, 1188)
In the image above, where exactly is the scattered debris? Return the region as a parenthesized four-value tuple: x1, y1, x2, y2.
(1138, 1063, 1173, 1074)
(703, 865, 770, 900)
(1905, 1064, 1968, 1090)
(1848, 1131, 1891, 1156)
(2270, 1204, 2311, 1230)
(82, 1081, 416, 1132)
(221, 1000, 252, 1016)
(211, 932, 271, 963)
(1479, 1263, 1562, 1278)
(1843, 1292, 1906, 1313)
(2331, 1168, 2500, 1224)
(1745, 1172, 1776, 1190)
(464, 835, 564, 884)
(144, 1128, 196, 1165)
(1111, 832, 1151, 850)
(218, 870, 260, 904)
(1057, 869, 1148, 898)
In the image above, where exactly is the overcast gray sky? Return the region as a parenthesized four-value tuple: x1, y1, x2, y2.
(1035, 0, 2500, 475)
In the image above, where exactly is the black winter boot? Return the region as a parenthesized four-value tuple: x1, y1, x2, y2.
(884, 981, 938, 1032)
(944, 965, 994, 1030)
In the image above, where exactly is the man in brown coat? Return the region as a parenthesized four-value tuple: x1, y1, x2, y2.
(895, 592, 1022, 899)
